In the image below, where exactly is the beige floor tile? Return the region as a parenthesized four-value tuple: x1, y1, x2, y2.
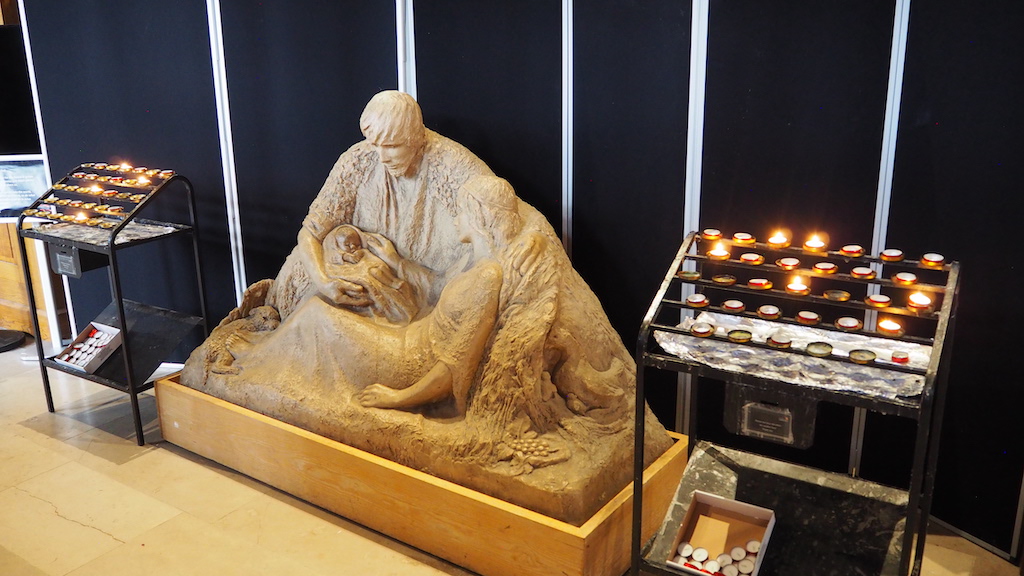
(67, 512, 336, 576)
(15, 462, 181, 543)
(215, 492, 473, 575)
(0, 433, 70, 491)
(0, 486, 123, 576)
(101, 442, 269, 524)
(0, 545, 49, 576)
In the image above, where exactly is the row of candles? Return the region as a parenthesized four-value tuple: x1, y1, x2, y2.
(684, 293, 912, 338)
(679, 271, 935, 312)
(22, 208, 118, 228)
(77, 162, 174, 178)
(700, 228, 946, 269)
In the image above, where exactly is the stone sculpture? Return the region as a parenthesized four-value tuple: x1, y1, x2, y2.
(181, 90, 673, 525)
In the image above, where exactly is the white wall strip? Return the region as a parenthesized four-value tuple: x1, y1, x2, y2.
(870, 0, 912, 256)
(850, 0, 913, 476)
(396, 0, 417, 99)
(682, 0, 710, 237)
(677, 0, 711, 433)
(206, 0, 247, 305)
(17, 0, 63, 348)
(561, 0, 574, 258)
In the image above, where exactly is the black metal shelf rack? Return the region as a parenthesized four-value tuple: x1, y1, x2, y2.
(15, 163, 208, 446)
(632, 231, 960, 576)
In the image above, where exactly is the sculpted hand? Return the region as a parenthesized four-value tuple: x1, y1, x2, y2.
(512, 233, 545, 274)
(362, 233, 402, 269)
(321, 277, 372, 307)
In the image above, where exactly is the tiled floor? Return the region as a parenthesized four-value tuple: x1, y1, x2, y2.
(0, 339, 1019, 576)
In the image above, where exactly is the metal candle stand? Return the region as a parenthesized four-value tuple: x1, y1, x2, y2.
(16, 162, 209, 446)
(632, 231, 959, 576)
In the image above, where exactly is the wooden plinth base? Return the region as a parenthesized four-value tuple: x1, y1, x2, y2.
(155, 376, 688, 576)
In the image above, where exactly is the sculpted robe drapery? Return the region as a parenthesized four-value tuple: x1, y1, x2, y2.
(266, 129, 493, 318)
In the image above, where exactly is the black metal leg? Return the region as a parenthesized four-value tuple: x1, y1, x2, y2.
(16, 226, 56, 413)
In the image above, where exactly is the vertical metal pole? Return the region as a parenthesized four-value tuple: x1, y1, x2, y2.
(15, 220, 54, 412)
(206, 0, 248, 305)
(107, 245, 144, 445)
(396, 0, 417, 99)
(679, 0, 710, 436)
(560, 0, 574, 258)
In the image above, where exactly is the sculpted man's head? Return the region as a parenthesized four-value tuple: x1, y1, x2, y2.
(360, 91, 427, 178)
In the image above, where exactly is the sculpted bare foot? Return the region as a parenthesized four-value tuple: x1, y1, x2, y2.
(356, 384, 405, 408)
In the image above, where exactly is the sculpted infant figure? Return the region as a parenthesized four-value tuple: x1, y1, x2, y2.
(182, 90, 672, 525)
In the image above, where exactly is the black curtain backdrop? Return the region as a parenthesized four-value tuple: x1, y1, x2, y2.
(414, 1, 562, 231)
(879, 0, 1024, 554)
(220, 2, 398, 285)
(23, 0, 234, 352)
(573, 0, 691, 428)
(696, 0, 895, 473)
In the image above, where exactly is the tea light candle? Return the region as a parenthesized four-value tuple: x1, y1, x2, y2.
(786, 276, 810, 296)
(716, 553, 734, 566)
(824, 289, 851, 302)
(806, 342, 833, 357)
(813, 261, 838, 274)
(767, 231, 790, 249)
(722, 564, 740, 576)
(740, 252, 765, 265)
(93, 163, 108, 170)
(893, 271, 918, 285)
(72, 172, 87, 179)
(747, 278, 772, 290)
(677, 270, 701, 282)
(908, 292, 933, 311)
(728, 329, 753, 343)
(712, 274, 737, 286)
(797, 311, 821, 325)
(803, 234, 827, 252)
(686, 293, 710, 308)
(866, 294, 892, 307)
(776, 257, 800, 270)
(119, 163, 133, 171)
(732, 232, 755, 244)
(835, 317, 863, 331)
(702, 228, 722, 241)
(690, 322, 715, 337)
(841, 244, 865, 258)
(137, 176, 151, 186)
(158, 169, 175, 178)
(892, 351, 910, 364)
(880, 248, 904, 262)
(133, 166, 148, 173)
(707, 243, 731, 260)
(768, 333, 792, 349)
(877, 318, 904, 337)
(730, 547, 748, 562)
(851, 266, 876, 280)
(723, 299, 746, 313)
(74, 212, 87, 222)
(704, 560, 722, 574)
(920, 252, 945, 268)
(757, 305, 781, 320)
(850, 349, 877, 365)
(746, 540, 761, 554)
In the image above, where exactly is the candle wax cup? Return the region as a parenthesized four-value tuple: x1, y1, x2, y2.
(702, 228, 722, 240)
(767, 234, 790, 248)
(797, 311, 820, 325)
(757, 305, 781, 319)
(748, 278, 772, 290)
(881, 248, 904, 262)
(723, 299, 745, 312)
(712, 274, 737, 286)
(851, 266, 876, 279)
(836, 317, 863, 331)
(740, 253, 765, 265)
(841, 244, 865, 257)
(728, 329, 752, 343)
(920, 252, 945, 268)
(776, 257, 801, 270)
(691, 322, 715, 337)
(813, 262, 838, 274)
(824, 289, 851, 302)
(732, 232, 755, 244)
(892, 351, 910, 363)
(893, 272, 918, 285)
(686, 294, 709, 307)
(867, 294, 892, 307)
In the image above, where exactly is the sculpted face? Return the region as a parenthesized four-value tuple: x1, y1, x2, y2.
(375, 137, 421, 178)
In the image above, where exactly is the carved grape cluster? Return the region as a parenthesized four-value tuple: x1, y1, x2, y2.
(507, 437, 550, 458)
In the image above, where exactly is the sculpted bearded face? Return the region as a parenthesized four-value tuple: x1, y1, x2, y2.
(374, 136, 422, 178)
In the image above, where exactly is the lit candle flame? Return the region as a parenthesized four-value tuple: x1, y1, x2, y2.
(91, 185, 102, 192)
(75, 212, 87, 221)
(909, 292, 932, 307)
(770, 231, 787, 242)
(878, 319, 902, 331)
(138, 176, 150, 185)
(791, 276, 806, 287)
